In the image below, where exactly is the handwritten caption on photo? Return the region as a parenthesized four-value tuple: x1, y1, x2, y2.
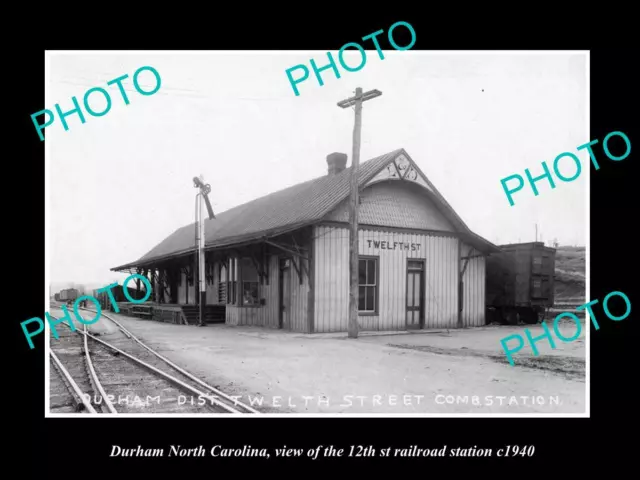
(21, 274, 152, 349)
(500, 290, 631, 365)
(111, 444, 535, 459)
(500, 130, 631, 206)
(285, 21, 416, 96)
(31, 66, 162, 141)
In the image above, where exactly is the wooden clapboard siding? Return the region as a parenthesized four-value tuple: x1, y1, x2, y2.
(314, 225, 350, 332)
(225, 255, 281, 328)
(461, 243, 486, 327)
(423, 233, 458, 329)
(287, 253, 310, 333)
(234, 305, 258, 326)
(226, 305, 239, 325)
(313, 225, 461, 332)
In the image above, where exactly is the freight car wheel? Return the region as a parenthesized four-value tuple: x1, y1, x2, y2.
(534, 306, 547, 324)
(502, 307, 519, 325)
(519, 308, 539, 325)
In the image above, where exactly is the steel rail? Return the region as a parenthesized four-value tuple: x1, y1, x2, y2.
(49, 350, 97, 414)
(51, 312, 242, 414)
(82, 323, 117, 413)
(80, 307, 260, 414)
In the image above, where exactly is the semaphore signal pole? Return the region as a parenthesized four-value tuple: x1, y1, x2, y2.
(338, 87, 382, 339)
(193, 175, 216, 327)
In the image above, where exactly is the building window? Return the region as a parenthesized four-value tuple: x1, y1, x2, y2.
(408, 260, 423, 270)
(240, 258, 260, 306)
(358, 257, 378, 313)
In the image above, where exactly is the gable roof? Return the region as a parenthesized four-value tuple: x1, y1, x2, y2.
(112, 149, 498, 271)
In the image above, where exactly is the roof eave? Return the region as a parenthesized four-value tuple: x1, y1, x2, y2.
(461, 231, 501, 255)
(110, 220, 315, 271)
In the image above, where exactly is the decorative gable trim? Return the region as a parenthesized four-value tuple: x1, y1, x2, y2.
(364, 152, 435, 193)
(366, 160, 401, 184)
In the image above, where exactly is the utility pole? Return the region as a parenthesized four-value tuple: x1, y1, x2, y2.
(193, 175, 216, 327)
(535, 223, 538, 243)
(338, 87, 382, 339)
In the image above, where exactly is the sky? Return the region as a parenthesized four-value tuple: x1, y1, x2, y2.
(46, 51, 588, 291)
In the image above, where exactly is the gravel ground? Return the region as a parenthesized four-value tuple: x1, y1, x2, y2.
(97, 312, 586, 415)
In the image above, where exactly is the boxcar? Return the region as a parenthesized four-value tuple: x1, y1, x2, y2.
(486, 242, 555, 324)
(59, 288, 79, 302)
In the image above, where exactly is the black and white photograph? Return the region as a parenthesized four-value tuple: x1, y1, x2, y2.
(44, 50, 588, 417)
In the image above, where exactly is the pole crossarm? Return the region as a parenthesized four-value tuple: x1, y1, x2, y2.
(337, 89, 382, 108)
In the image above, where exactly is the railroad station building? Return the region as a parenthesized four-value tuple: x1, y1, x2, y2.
(112, 149, 499, 333)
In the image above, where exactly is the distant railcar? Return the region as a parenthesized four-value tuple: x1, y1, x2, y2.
(58, 288, 79, 302)
(485, 242, 556, 325)
(94, 284, 147, 311)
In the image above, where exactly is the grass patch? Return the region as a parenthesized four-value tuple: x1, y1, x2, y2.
(488, 353, 585, 381)
(389, 343, 585, 382)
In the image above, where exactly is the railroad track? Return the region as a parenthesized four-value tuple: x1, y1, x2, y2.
(49, 319, 113, 413)
(48, 307, 259, 415)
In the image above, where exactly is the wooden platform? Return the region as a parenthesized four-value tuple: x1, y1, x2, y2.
(111, 302, 226, 325)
